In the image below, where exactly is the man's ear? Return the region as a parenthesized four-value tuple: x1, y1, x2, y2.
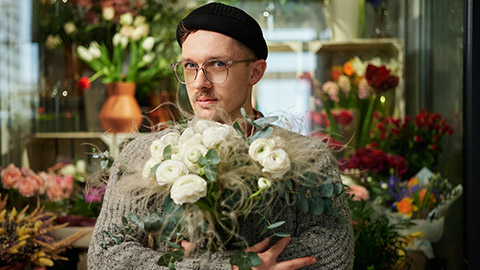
(249, 60, 267, 86)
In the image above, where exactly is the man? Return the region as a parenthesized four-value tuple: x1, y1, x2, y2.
(88, 3, 353, 269)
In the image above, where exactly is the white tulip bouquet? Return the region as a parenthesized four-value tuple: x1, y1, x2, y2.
(76, 12, 167, 87)
(100, 111, 344, 269)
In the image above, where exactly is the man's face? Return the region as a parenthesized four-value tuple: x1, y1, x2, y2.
(181, 30, 255, 121)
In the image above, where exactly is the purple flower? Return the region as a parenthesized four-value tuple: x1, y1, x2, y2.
(85, 185, 106, 203)
(367, 0, 382, 7)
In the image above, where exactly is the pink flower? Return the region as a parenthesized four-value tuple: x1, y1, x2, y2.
(1, 164, 22, 189)
(347, 184, 370, 201)
(357, 78, 372, 99)
(322, 81, 340, 102)
(56, 175, 74, 197)
(337, 75, 351, 94)
(45, 177, 63, 202)
(17, 176, 39, 197)
(85, 185, 106, 203)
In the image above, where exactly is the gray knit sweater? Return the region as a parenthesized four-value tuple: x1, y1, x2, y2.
(87, 130, 354, 269)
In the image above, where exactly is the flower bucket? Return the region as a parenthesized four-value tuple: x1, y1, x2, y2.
(326, 0, 361, 41)
(99, 82, 143, 133)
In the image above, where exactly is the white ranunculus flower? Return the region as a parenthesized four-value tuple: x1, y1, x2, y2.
(63, 21, 76, 35)
(45, 35, 62, 50)
(182, 144, 208, 173)
(131, 24, 149, 41)
(248, 138, 275, 163)
(77, 46, 92, 62)
(133, 15, 146, 26)
(261, 148, 291, 179)
(142, 53, 155, 64)
(120, 25, 134, 38)
(160, 132, 180, 147)
(195, 119, 219, 132)
(181, 133, 203, 147)
(178, 127, 195, 145)
(142, 37, 155, 51)
(258, 177, 271, 190)
(102, 6, 115, 21)
(150, 139, 168, 163)
(202, 125, 233, 148)
(170, 174, 207, 205)
(155, 160, 188, 186)
(386, 58, 400, 75)
(142, 158, 158, 179)
(120, 12, 133, 25)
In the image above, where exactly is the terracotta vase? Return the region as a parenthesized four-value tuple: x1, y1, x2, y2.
(99, 82, 143, 133)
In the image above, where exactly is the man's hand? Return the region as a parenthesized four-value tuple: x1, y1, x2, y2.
(232, 237, 317, 270)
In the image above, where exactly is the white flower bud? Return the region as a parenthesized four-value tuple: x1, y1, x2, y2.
(120, 25, 134, 38)
(76, 160, 87, 174)
(63, 21, 76, 35)
(131, 24, 149, 41)
(141, 53, 155, 64)
(258, 177, 271, 190)
(102, 6, 115, 21)
(77, 45, 93, 62)
(45, 35, 62, 50)
(133, 15, 146, 26)
(142, 37, 155, 51)
(88, 42, 101, 59)
(120, 12, 133, 25)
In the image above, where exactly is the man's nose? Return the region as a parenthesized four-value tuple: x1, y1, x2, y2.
(193, 68, 212, 89)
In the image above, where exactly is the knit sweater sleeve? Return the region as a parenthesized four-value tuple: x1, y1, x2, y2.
(277, 155, 355, 270)
(87, 134, 234, 270)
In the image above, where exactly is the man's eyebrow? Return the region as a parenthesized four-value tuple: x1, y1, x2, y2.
(180, 55, 232, 62)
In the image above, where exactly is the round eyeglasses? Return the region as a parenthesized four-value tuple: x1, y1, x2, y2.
(171, 59, 257, 84)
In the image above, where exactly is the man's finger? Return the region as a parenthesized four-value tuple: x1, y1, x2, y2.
(276, 256, 317, 270)
(264, 236, 291, 258)
(245, 238, 270, 253)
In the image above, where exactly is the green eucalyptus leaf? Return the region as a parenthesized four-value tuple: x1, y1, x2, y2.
(251, 126, 273, 141)
(254, 116, 279, 127)
(320, 179, 334, 197)
(334, 182, 344, 195)
(157, 250, 184, 268)
(163, 145, 172, 160)
(274, 232, 291, 238)
(204, 164, 218, 182)
(100, 159, 109, 169)
(197, 156, 208, 166)
(241, 108, 256, 127)
(121, 216, 128, 226)
(149, 163, 160, 178)
(267, 221, 285, 230)
(233, 122, 245, 139)
(230, 251, 261, 270)
(296, 192, 308, 214)
(308, 196, 324, 215)
(205, 149, 221, 165)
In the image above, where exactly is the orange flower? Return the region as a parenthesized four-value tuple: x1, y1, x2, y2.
(407, 177, 419, 189)
(419, 188, 436, 205)
(343, 62, 354, 76)
(395, 198, 418, 218)
(331, 66, 342, 81)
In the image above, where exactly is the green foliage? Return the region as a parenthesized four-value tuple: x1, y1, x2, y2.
(230, 251, 261, 270)
(350, 200, 412, 270)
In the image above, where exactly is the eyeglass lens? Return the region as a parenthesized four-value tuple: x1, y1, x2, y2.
(175, 60, 229, 84)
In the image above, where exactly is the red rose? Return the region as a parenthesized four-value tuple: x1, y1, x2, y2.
(414, 135, 423, 143)
(331, 69, 342, 81)
(78, 76, 91, 90)
(387, 154, 408, 176)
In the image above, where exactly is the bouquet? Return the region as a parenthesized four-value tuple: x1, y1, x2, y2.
(0, 197, 90, 269)
(100, 110, 344, 269)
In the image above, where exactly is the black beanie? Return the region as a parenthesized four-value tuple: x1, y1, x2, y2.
(176, 2, 268, 60)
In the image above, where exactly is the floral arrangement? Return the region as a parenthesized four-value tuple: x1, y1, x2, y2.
(76, 12, 166, 87)
(368, 109, 454, 176)
(0, 197, 90, 269)
(0, 161, 105, 221)
(100, 111, 344, 269)
(308, 56, 400, 148)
